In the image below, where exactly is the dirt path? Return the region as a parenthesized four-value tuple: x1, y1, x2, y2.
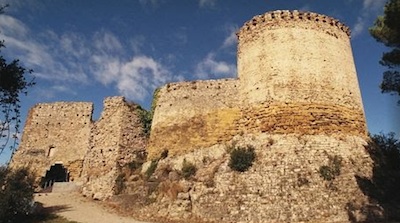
(34, 192, 152, 223)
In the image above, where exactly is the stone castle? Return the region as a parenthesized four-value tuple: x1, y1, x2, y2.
(11, 10, 376, 222)
(148, 9, 366, 159)
(10, 97, 148, 199)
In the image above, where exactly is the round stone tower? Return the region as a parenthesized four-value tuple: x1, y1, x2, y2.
(134, 10, 376, 223)
(237, 10, 367, 137)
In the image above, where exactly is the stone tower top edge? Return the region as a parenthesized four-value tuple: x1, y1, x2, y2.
(102, 96, 143, 110)
(33, 101, 93, 108)
(237, 10, 351, 37)
(103, 96, 126, 104)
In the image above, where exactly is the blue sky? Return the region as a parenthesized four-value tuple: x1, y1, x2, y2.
(0, 0, 399, 164)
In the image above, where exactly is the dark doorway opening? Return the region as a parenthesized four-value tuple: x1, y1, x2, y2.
(41, 163, 69, 188)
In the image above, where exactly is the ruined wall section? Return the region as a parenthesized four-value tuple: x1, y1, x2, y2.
(10, 102, 93, 184)
(148, 79, 241, 159)
(82, 96, 147, 200)
(237, 10, 367, 137)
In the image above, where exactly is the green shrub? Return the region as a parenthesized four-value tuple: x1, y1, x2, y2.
(181, 160, 197, 179)
(317, 155, 342, 191)
(137, 87, 161, 138)
(137, 107, 152, 138)
(229, 145, 256, 172)
(0, 167, 35, 223)
(319, 155, 342, 183)
(145, 160, 158, 180)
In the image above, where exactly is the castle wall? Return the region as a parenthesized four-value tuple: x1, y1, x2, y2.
(81, 97, 147, 200)
(155, 134, 374, 223)
(10, 102, 93, 184)
(10, 10, 376, 221)
(237, 10, 367, 137)
(139, 10, 375, 222)
(148, 79, 241, 159)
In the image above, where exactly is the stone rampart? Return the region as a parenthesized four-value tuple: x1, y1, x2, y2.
(81, 97, 147, 200)
(10, 102, 93, 184)
(148, 10, 368, 159)
(148, 79, 241, 159)
(150, 134, 374, 223)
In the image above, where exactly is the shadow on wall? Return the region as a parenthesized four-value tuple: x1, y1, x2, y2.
(349, 133, 400, 222)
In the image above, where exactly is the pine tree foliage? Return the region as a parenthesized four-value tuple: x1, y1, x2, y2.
(370, 0, 400, 99)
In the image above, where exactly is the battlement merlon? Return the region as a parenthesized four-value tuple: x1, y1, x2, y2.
(237, 10, 351, 38)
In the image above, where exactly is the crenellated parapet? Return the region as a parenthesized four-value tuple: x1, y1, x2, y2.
(238, 10, 350, 44)
(239, 10, 350, 35)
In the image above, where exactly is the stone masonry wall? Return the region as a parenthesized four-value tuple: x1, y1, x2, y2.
(10, 102, 93, 185)
(148, 134, 374, 223)
(81, 97, 147, 200)
(148, 79, 241, 159)
(195, 135, 372, 222)
(239, 102, 366, 137)
(148, 10, 368, 161)
(140, 10, 373, 222)
(237, 10, 367, 136)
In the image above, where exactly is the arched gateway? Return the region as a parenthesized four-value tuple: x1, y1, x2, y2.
(41, 163, 69, 188)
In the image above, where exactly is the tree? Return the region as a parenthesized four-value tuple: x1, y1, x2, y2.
(0, 5, 35, 156)
(353, 133, 400, 222)
(0, 167, 35, 223)
(369, 0, 400, 100)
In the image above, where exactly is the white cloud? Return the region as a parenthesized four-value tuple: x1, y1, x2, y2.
(0, 14, 176, 102)
(352, 16, 364, 38)
(93, 31, 123, 53)
(130, 35, 146, 54)
(195, 53, 236, 79)
(0, 14, 89, 83)
(89, 31, 176, 100)
(0, 14, 28, 36)
(194, 23, 237, 79)
(91, 55, 120, 85)
(119, 56, 169, 99)
(351, 0, 386, 38)
(91, 55, 172, 100)
(59, 32, 90, 58)
(362, 0, 386, 11)
(199, 0, 217, 8)
(222, 27, 237, 48)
